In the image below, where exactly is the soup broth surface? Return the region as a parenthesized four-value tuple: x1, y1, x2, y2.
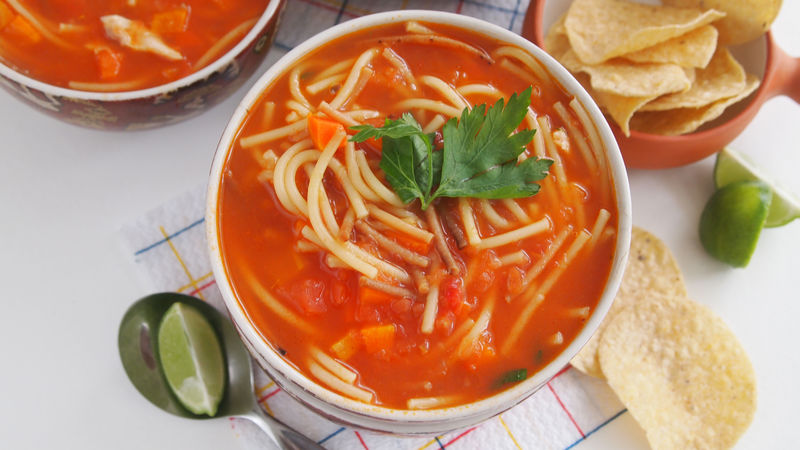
(218, 21, 618, 410)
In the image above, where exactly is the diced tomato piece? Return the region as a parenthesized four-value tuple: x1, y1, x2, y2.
(471, 270, 494, 294)
(0, 2, 14, 30)
(4, 15, 41, 44)
(290, 278, 327, 315)
(468, 251, 497, 294)
(440, 275, 466, 315)
(506, 267, 525, 297)
(151, 7, 190, 34)
(355, 302, 381, 323)
(94, 47, 122, 80)
(330, 280, 349, 306)
(308, 114, 345, 151)
(361, 324, 396, 353)
(390, 297, 412, 314)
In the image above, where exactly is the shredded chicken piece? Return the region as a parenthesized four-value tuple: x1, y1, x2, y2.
(100, 15, 183, 61)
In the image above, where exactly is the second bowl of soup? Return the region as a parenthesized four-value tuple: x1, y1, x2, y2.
(0, 0, 284, 129)
(207, 10, 631, 435)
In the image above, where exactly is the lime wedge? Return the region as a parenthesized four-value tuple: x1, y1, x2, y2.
(714, 147, 800, 227)
(699, 180, 772, 268)
(157, 302, 226, 416)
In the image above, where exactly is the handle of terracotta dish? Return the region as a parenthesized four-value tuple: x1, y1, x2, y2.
(765, 39, 800, 103)
(522, 0, 547, 45)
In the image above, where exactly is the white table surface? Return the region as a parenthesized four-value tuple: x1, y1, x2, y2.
(1, 4, 798, 449)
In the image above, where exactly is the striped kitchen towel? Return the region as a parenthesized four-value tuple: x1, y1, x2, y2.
(119, 185, 627, 450)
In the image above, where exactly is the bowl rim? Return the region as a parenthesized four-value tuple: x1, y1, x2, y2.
(0, 0, 283, 101)
(206, 9, 632, 433)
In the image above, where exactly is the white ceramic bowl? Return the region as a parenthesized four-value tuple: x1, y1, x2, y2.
(206, 9, 632, 435)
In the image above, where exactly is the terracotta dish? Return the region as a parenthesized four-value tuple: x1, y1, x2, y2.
(523, 0, 800, 169)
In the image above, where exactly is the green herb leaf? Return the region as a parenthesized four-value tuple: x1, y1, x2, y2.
(496, 368, 528, 387)
(434, 88, 551, 202)
(350, 89, 551, 209)
(351, 113, 437, 205)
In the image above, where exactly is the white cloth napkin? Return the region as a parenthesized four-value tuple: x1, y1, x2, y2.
(119, 185, 626, 449)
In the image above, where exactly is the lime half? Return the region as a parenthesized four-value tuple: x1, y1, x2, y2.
(158, 302, 226, 416)
(699, 180, 772, 268)
(714, 148, 800, 227)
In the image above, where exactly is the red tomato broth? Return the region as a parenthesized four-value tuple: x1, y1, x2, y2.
(0, 0, 268, 91)
(217, 22, 618, 409)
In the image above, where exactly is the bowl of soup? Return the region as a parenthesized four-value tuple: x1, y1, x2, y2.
(0, 0, 284, 130)
(207, 10, 632, 435)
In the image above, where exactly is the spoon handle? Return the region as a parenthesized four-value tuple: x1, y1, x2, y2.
(241, 405, 325, 450)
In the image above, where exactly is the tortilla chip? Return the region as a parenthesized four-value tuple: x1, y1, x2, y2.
(631, 74, 760, 135)
(622, 24, 718, 68)
(571, 227, 687, 377)
(543, 15, 571, 59)
(592, 90, 657, 137)
(641, 47, 746, 111)
(560, 50, 691, 98)
(564, 0, 725, 64)
(598, 295, 756, 449)
(663, 0, 781, 45)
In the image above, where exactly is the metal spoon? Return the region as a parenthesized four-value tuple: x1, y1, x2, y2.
(118, 292, 323, 450)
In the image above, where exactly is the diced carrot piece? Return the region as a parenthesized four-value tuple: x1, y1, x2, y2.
(359, 285, 393, 304)
(0, 2, 14, 30)
(151, 7, 189, 34)
(382, 229, 431, 255)
(4, 15, 41, 44)
(361, 324, 396, 353)
(308, 114, 345, 151)
(331, 330, 362, 360)
(94, 47, 122, 80)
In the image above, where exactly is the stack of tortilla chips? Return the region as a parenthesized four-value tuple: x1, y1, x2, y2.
(572, 227, 757, 449)
(545, 0, 764, 136)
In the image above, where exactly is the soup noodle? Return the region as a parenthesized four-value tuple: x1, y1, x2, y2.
(217, 21, 618, 410)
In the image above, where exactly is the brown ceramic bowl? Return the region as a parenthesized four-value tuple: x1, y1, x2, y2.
(523, 0, 800, 169)
(0, 0, 285, 131)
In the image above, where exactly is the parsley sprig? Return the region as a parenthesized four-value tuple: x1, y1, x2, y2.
(350, 88, 552, 210)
